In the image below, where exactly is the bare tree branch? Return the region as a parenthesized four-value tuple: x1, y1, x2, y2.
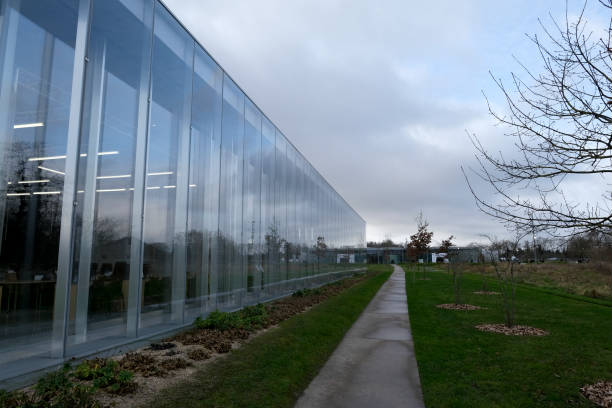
(465, 1, 612, 237)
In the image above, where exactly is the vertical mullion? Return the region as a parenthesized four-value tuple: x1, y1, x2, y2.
(74, 42, 107, 342)
(0, 0, 20, 260)
(127, 0, 155, 338)
(51, 0, 92, 359)
(211, 73, 224, 312)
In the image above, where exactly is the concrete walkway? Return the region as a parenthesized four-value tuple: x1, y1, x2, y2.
(295, 265, 425, 408)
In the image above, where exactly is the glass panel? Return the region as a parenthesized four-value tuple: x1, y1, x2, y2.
(285, 144, 297, 290)
(140, 3, 193, 329)
(274, 131, 286, 295)
(260, 117, 275, 298)
(0, 0, 79, 370)
(68, 0, 154, 349)
(218, 75, 244, 310)
(185, 46, 222, 320)
(244, 99, 261, 304)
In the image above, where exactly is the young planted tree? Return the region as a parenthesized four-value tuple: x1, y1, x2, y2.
(448, 247, 463, 305)
(408, 212, 434, 278)
(439, 235, 454, 274)
(483, 234, 526, 327)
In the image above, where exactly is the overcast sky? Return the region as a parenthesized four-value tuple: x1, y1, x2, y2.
(163, 0, 604, 246)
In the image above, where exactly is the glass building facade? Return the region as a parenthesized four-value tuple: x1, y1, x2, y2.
(0, 0, 366, 383)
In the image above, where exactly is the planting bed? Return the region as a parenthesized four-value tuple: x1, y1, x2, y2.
(1, 271, 371, 408)
(581, 381, 612, 407)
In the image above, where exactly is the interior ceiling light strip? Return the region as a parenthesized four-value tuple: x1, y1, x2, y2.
(146, 186, 161, 190)
(147, 171, 173, 176)
(18, 179, 50, 184)
(7, 192, 30, 197)
(29, 151, 119, 161)
(80, 151, 119, 157)
(38, 166, 65, 175)
(96, 174, 131, 180)
(163, 185, 176, 189)
(14, 122, 44, 129)
(33, 191, 61, 195)
(96, 188, 126, 193)
(28, 155, 66, 161)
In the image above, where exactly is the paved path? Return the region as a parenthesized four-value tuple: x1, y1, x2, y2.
(295, 265, 425, 408)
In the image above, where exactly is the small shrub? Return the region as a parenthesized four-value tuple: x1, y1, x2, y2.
(292, 288, 322, 298)
(213, 341, 232, 354)
(0, 389, 34, 408)
(186, 348, 211, 361)
(239, 304, 267, 329)
(195, 310, 243, 331)
(194, 304, 267, 331)
(292, 289, 306, 297)
(74, 359, 136, 395)
(160, 358, 192, 372)
(119, 352, 166, 378)
(1, 364, 103, 408)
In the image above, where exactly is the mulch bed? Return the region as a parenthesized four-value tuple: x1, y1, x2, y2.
(475, 323, 549, 336)
(581, 381, 612, 407)
(436, 303, 484, 310)
(90, 272, 371, 407)
(472, 291, 501, 295)
(170, 274, 369, 350)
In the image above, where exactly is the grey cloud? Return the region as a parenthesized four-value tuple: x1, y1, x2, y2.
(162, 0, 574, 245)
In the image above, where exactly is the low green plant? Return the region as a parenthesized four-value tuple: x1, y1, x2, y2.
(239, 304, 268, 329)
(292, 287, 323, 298)
(194, 303, 268, 331)
(0, 364, 103, 408)
(73, 359, 136, 395)
(194, 310, 244, 331)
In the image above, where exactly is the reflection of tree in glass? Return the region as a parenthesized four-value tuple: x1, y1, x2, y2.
(314, 236, 327, 274)
(1, 142, 63, 279)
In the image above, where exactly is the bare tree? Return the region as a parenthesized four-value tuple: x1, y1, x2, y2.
(448, 247, 463, 304)
(483, 232, 528, 327)
(465, 1, 612, 237)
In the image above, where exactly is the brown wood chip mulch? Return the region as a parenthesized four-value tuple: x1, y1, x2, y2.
(436, 303, 484, 310)
(581, 381, 612, 407)
(472, 291, 501, 295)
(475, 323, 549, 336)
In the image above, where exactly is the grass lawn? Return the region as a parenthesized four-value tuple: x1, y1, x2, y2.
(459, 262, 612, 300)
(145, 265, 392, 408)
(403, 265, 612, 407)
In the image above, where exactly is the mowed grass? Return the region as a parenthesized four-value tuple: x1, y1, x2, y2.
(145, 265, 392, 408)
(403, 265, 612, 408)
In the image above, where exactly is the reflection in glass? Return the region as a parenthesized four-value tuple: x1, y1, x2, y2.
(185, 46, 222, 319)
(218, 75, 244, 310)
(68, 0, 154, 349)
(244, 100, 262, 303)
(260, 118, 276, 297)
(0, 0, 366, 382)
(140, 4, 193, 329)
(0, 0, 79, 366)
